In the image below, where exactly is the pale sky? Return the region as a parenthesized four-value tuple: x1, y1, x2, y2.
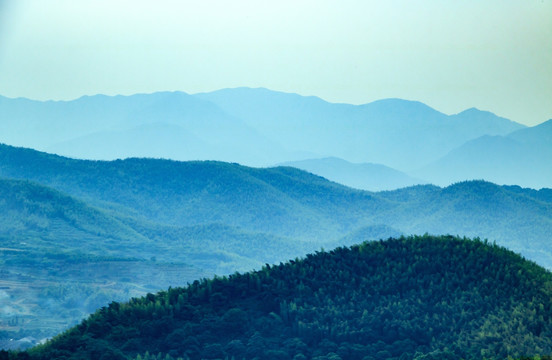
(0, 0, 551, 126)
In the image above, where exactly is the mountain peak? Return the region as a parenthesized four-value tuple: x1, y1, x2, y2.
(363, 98, 442, 114)
(197, 86, 331, 106)
(457, 106, 485, 114)
(453, 107, 525, 128)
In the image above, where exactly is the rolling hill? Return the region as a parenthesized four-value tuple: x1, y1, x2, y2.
(0, 143, 386, 241)
(1, 144, 551, 267)
(0, 177, 209, 350)
(0, 177, 145, 253)
(0, 175, 315, 349)
(21, 235, 552, 360)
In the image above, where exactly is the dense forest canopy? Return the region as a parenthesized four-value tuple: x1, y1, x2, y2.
(10, 235, 552, 360)
(1, 144, 551, 266)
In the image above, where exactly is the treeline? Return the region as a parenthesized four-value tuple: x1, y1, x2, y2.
(10, 235, 552, 360)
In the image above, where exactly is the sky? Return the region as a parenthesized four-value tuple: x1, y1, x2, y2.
(0, 0, 551, 126)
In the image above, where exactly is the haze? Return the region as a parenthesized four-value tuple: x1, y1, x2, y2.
(0, 0, 551, 126)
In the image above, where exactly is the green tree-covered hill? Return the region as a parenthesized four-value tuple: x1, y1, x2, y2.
(20, 235, 552, 360)
(1, 143, 551, 266)
(0, 177, 145, 252)
(0, 143, 384, 241)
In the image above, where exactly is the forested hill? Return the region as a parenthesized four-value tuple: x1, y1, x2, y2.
(0, 143, 382, 240)
(0, 177, 145, 253)
(22, 235, 552, 360)
(1, 143, 552, 267)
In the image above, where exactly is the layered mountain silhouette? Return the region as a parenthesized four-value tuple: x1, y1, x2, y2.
(1, 144, 551, 268)
(0, 83, 550, 350)
(417, 119, 552, 189)
(0, 92, 284, 165)
(197, 88, 524, 170)
(2, 88, 541, 190)
(1, 144, 552, 349)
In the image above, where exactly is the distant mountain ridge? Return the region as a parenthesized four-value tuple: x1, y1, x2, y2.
(0, 91, 285, 165)
(416, 118, 552, 189)
(198, 88, 524, 170)
(6, 87, 548, 189)
(0, 88, 527, 177)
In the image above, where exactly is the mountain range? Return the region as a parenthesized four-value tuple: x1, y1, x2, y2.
(3, 87, 549, 189)
(197, 88, 524, 170)
(1, 144, 551, 264)
(1, 144, 552, 349)
(0, 87, 551, 352)
(416, 119, 552, 189)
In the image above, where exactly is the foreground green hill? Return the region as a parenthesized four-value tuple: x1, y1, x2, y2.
(19, 235, 552, 360)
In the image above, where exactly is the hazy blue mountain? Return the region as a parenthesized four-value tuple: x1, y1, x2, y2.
(0, 143, 387, 241)
(46, 123, 213, 161)
(1, 144, 551, 268)
(0, 92, 285, 166)
(508, 117, 552, 148)
(196, 87, 524, 170)
(1, 88, 525, 171)
(415, 119, 552, 189)
(279, 157, 427, 191)
(447, 107, 526, 138)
